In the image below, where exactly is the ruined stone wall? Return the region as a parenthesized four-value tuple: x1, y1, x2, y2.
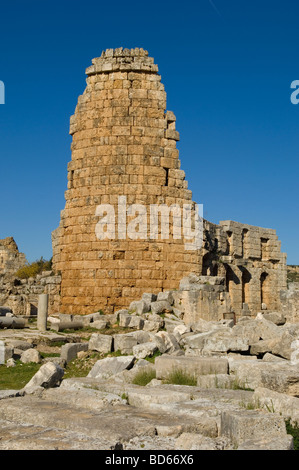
(0, 237, 26, 278)
(0, 271, 61, 317)
(215, 221, 287, 318)
(173, 273, 232, 325)
(288, 266, 299, 274)
(172, 219, 287, 323)
(52, 48, 202, 314)
(280, 282, 299, 323)
(0, 237, 61, 316)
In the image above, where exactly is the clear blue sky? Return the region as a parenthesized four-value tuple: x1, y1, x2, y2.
(0, 0, 298, 264)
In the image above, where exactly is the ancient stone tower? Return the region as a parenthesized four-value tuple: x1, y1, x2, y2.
(52, 48, 202, 314)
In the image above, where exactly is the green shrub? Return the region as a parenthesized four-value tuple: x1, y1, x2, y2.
(164, 368, 197, 386)
(144, 350, 162, 363)
(132, 369, 156, 386)
(15, 257, 52, 279)
(285, 419, 299, 450)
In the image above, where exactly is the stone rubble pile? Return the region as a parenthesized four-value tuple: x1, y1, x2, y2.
(0, 288, 298, 450)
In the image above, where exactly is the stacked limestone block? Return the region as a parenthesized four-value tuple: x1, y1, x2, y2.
(52, 48, 201, 314)
(0, 238, 26, 278)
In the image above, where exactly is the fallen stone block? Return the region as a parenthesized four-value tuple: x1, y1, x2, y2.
(175, 432, 229, 450)
(220, 409, 288, 448)
(252, 317, 284, 340)
(230, 359, 299, 395)
(103, 312, 119, 324)
(43, 387, 127, 411)
(131, 330, 152, 344)
(262, 352, 287, 363)
(79, 312, 103, 325)
(164, 318, 184, 334)
(250, 339, 277, 356)
(146, 378, 163, 387)
(43, 357, 66, 368)
(3, 345, 13, 361)
(6, 358, 16, 367)
(155, 355, 228, 380)
(261, 364, 299, 397)
(150, 300, 172, 315)
(87, 355, 135, 380)
(183, 331, 214, 351)
(237, 436, 293, 450)
(52, 320, 83, 332)
(118, 312, 131, 327)
(173, 324, 191, 339)
(142, 293, 157, 304)
(202, 330, 249, 354)
(88, 333, 113, 354)
(232, 318, 282, 345)
(228, 359, 266, 390)
(157, 291, 174, 305)
(21, 349, 42, 364)
(155, 425, 183, 438)
(59, 313, 74, 322)
(258, 311, 286, 325)
(127, 387, 192, 408)
(191, 318, 226, 333)
(172, 307, 184, 319)
(154, 331, 180, 354)
(92, 319, 108, 330)
(24, 362, 64, 390)
(253, 387, 299, 426)
(184, 327, 247, 354)
(60, 342, 89, 363)
(197, 374, 234, 389)
(143, 320, 162, 333)
(132, 342, 158, 359)
(128, 316, 144, 330)
(129, 300, 149, 315)
(113, 333, 138, 354)
(271, 330, 297, 360)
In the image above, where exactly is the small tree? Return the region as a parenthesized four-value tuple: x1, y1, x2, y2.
(15, 257, 53, 279)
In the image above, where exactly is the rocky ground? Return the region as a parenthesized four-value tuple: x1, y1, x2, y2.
(0, 291, 299, 451)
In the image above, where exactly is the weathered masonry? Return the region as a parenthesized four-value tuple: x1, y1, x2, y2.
(52, 48, 202, 314)
(219, 221, 287, 316)
(0, 238, 26, 277)
(52, 47, 287, 318)
(0, 237, 61, 316)
(174, 219, 287, 324)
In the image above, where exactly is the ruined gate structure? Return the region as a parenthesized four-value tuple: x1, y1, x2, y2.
(52, 47, 287, 318)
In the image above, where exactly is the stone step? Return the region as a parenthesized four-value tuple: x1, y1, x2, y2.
(0, 393, 216, 447)
(220, 409, 291, 448)
(155, 355, 228, 379)
(0, 418, 111, 450)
